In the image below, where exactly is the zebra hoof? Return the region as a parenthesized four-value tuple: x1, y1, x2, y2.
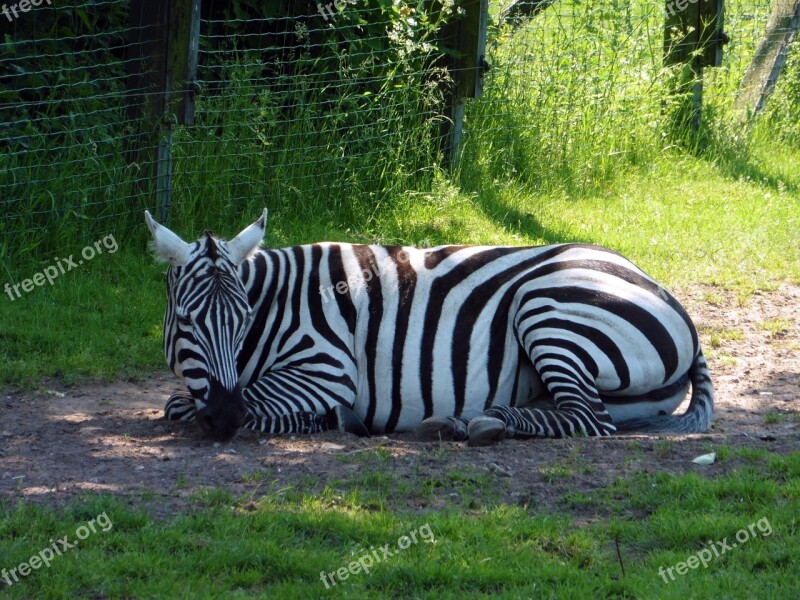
(416, 416, 468, 442)
(467, 416, 507, 447)
(327, 405, 370, 437)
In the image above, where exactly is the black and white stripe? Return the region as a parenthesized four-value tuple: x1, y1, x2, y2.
(145, 210, 714, 443)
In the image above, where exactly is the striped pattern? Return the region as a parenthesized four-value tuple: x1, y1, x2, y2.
(148, 212, 714, 442)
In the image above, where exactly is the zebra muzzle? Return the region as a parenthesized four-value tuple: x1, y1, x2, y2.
(195, 378, 247, 441)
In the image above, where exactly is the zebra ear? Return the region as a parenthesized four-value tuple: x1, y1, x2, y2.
(144, 210, 192, 267)
(225, 209, 268, 265)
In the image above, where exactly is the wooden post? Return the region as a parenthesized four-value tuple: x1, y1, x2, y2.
(664, 0, 726, 134)
(497, 0, 556, 27)
(736, 0, 800, 118)
(126, 0, 167, 204)
(126, 0, 200, 221)
(164, 0, 202, 127)
(438, 0, 490, 168)
(664, 0, 726, 69)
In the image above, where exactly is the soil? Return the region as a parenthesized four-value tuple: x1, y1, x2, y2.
(1, 284, 798, 518)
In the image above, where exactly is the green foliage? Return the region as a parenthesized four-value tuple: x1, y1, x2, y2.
(764, 39, 800, 147)
(0, 1, 135, 263)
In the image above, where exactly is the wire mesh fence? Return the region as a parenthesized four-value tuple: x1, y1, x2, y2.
(169, 4, 449, 230)
(0, 0, 147, 269)
(1, 0, 797, 276)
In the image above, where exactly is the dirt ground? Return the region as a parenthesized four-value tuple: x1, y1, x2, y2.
(1, 284, 798, 517)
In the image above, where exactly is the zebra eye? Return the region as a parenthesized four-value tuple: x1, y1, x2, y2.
(177, 313, 193, 327)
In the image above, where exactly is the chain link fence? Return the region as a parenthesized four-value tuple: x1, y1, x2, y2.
(1, 0, 797, 274)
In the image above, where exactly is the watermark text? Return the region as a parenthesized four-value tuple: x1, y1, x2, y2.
(658, 516, 772, 583)
(1, 511, 113, 588)
(2, 0, 52, 23)
(4, 234, 118, 301)
(320, 523, 436, 588)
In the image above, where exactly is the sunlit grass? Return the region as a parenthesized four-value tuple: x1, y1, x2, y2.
(1, 453, 799, 598)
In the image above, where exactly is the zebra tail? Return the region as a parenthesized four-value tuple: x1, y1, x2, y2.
(614, 349, 715, 434)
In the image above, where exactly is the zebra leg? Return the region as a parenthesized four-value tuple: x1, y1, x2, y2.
(242, 411, 328, 435)
(415, 384, 555, 442)
(242, 405, 369, 437)
(165, 392, 368, 437)
(468, 366, 616, 445)
(468, 399, 615, 446)
(164, 393, 197, 422)
(416, 416, 469, 442)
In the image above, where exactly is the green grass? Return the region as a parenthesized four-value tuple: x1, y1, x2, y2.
(1, 453, 799, 598)
(758, 319, 793, 337)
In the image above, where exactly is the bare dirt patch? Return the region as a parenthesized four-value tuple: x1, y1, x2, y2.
(1, 284, 798, 517)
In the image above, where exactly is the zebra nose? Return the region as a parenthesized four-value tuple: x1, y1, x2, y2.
(196, 379, 247, 441)
(196, 402, 246, 441)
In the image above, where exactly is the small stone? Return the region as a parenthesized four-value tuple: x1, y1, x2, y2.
(320, 442, 346, 452)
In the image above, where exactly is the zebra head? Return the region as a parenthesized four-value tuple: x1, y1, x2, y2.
(145, 210, 268, 441)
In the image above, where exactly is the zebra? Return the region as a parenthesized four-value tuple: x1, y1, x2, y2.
(145, 209, 713, 444)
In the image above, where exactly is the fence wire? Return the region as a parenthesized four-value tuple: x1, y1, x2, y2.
(0, 0, 797, 274)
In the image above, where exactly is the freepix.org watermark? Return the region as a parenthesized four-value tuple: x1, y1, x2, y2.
(4, 234, 118, 301)
(658, 516, 772, 583)
(1, 511, 113, 588)
(316, 0, 358, 21)
(2, 0, 52, 23)
(665, 0, 711, 18)
(319, 523, 436, 589)
(319, 239, 432, 304)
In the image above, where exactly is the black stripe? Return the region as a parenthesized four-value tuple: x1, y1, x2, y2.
(386, 247, 417, 432)
(530, 345, 600, 382)
(307, 245, 356, 365)
(523, 317, 629, 390)
(423, 245, 468, 269)
(274, 333, 315, 365)
(276, 247, 305, 351)
(243, 250, 287, 381)
(353, 245, 383, 431)
(327, 245, 357, 336)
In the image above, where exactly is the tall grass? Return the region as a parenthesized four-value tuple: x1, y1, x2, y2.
(1, 0, 799, 384)
(168, 48, 447, 242)
(462, 0, 784, 196)
(1, 0, 795, 267)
